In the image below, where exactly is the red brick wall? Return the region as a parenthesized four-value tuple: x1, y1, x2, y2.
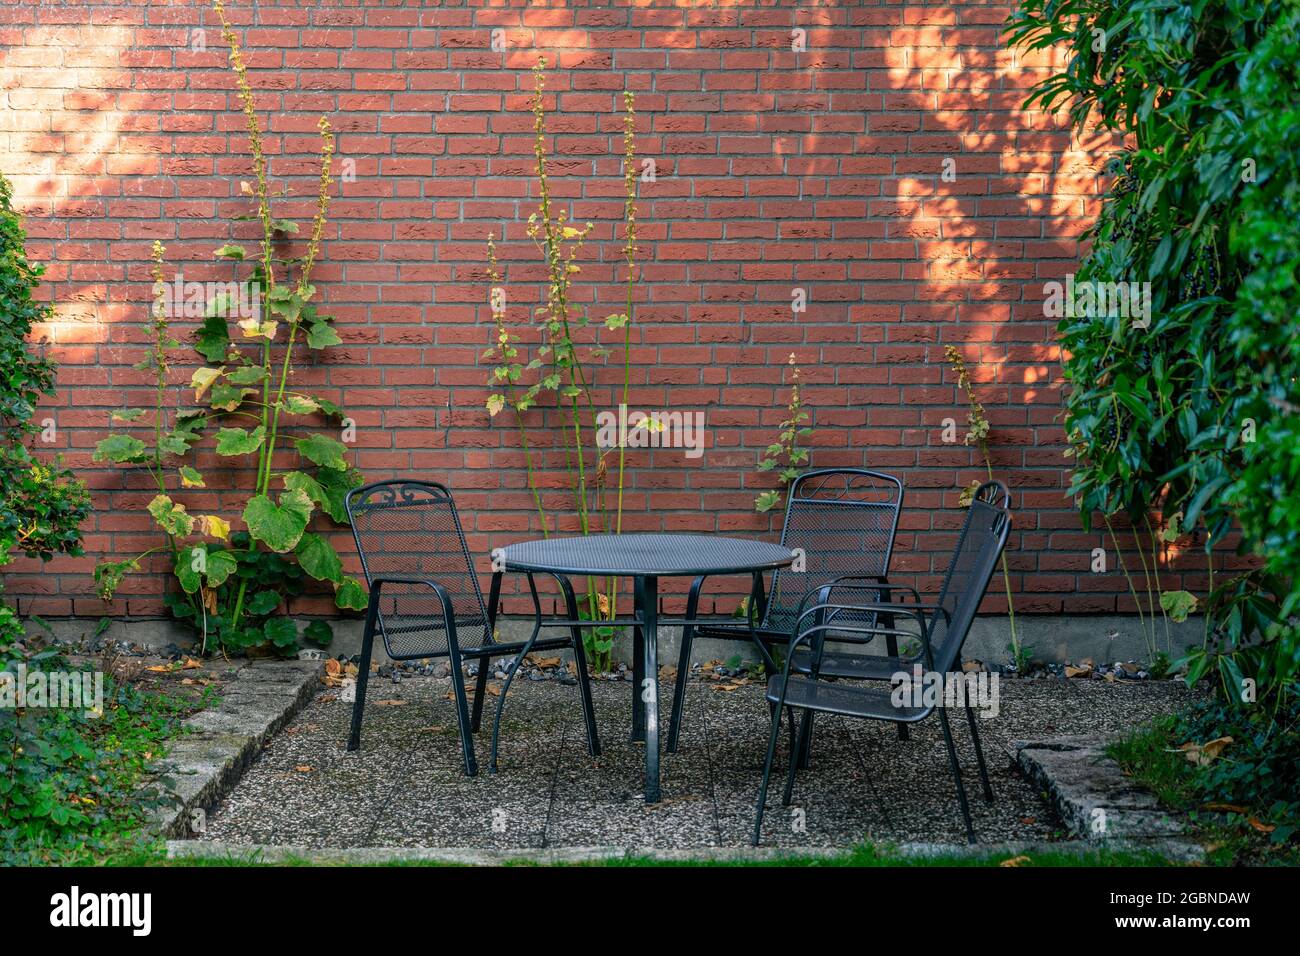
(0, 0, 1237, 622)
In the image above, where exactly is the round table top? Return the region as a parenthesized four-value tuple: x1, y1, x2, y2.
(497, 533, 797, 578)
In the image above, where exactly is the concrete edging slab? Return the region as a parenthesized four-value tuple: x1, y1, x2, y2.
(164, 838, 1188, 866)
(150, 659, 324, 839)
(1011, 735, 1203, 861)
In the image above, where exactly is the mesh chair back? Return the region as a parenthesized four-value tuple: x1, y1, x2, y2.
(765, 469, 903, 634)
(922, 481, 1012, 674)
(345, 480, 490, 660)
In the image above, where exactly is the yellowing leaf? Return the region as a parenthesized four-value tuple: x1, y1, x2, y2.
(201, 514, 231, 540)
(239, 317, 278, 340)
(191, 367, 222, 400)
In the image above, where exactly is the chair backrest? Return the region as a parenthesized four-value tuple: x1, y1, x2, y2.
(764, 469, 903, 633)
(345, 480, 490, 659)
(922, 480, 1012, 674)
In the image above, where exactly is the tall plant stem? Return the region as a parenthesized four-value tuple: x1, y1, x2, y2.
(1104, 514, 1149, 647)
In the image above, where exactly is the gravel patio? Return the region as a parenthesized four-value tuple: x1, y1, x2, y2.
(191, 669, 1201, 851)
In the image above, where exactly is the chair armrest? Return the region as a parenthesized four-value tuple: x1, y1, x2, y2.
(789, 603, 939, 675)
(821, 578, 925, 606)
(366, 576, 459, 644)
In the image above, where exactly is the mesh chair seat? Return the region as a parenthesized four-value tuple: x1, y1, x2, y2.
(766, 674, 929, 723)
(788, 647, 918, 681)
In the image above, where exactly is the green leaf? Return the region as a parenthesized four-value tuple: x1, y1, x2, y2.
(246, 590, 281, 616)
(226, 365, 268, 386)
(280, 394, 319, 415)
(270, 219, 300, 235)
(603, 313, 629, 330)
(92, 434, 147, 464)
(295, 433, 349, 471)
(179, 465, 205, 488)
(315, 467, 363, 523)
(195, 314, 231, 364)
(243, 489, 314, 552)
(315, 397, 344, 419)
(110, 408, 145, 423)
(263, 617, 298, 648)
(215, 426, 267, 457)
(207, 383, 254, 412)
(754, 490, 782, 513)
(1159, 590, 1199, 624)
(295, 532, 344, 584)
(303, 619, 334, 647)
(214, 244, 246, 260)
(335, 576, 369, 611)
(94, 558, 140, 600)
(306, 320, 342, 349)
(206, 549, 239, 588)
(268, 289, 305, 324)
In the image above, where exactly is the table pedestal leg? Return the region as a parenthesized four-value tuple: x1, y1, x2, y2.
(633, 575, 661, 803)
(631, 583, 645, 742)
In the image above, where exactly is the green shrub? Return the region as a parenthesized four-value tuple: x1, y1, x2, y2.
(0, 173, 186, 864)
(0, 173, 90, 568)
(1006, 0, 1300, 703)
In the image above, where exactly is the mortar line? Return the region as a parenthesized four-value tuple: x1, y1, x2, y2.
(539, 711, 569, 849)
(696, 679, 725, 846)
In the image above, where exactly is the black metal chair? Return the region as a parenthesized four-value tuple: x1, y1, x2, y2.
(667, 468, 903, 753)
(344, 480, 600, 776)
(752, 480, 1012, 845)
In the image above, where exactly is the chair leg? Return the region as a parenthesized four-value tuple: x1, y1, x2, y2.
(475, 569, 504, 734)
(751, 701, 785, 847)
(937, 708, 974, 843)
(447, 647, 478, 777)
(965, 704, 994, 802)
(346, 603, 378, 751)
(796, 710, 815, 769)
(490, 623, 541, 772)
(885, 629, 909, 741)
(559, 575, 601, 757)
(782, 711, 806, 806)
(470, 659, 490, 733)
(666, 623, 695, 753)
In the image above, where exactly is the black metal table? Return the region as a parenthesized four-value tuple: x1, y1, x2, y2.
(494, 533, 796, 803)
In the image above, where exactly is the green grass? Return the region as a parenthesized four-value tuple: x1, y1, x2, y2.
(1, 675, 217, 865)
(138, 843, 1177, 868)
(1107, 713, 1300, 866)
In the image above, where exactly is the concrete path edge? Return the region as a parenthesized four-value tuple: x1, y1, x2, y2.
(150, 659, 324, 839)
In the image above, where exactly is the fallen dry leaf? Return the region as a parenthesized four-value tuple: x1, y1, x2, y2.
(145, 664, 172, 673)
(528, 655, 562, 669)
(182, 657, 203, 670)
(325, 659, 342, 677)
(372, 699, 407, 707)
(962, 660, 984, 673)
(1248, 817, 1276, 834)
(1000, 855, 1031, 867)
(294, 765, 313, 773)
(1019, 816, 1037, 825)
(1064, 659, 1093, 679)
(1203, 802, 1248, 814)
(1178, 736, 1233, 766)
